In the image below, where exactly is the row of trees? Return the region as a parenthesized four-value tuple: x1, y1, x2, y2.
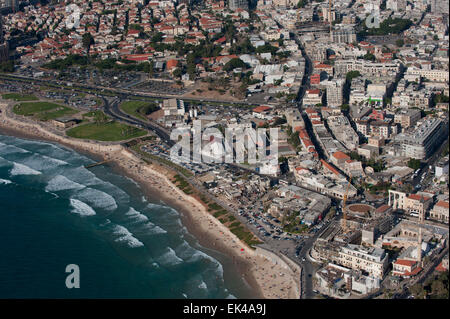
(358, 17, 413, 37)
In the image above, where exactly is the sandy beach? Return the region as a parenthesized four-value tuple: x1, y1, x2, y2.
(0, 100, 301, 299)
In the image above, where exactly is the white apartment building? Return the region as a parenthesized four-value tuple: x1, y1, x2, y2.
(337, 244, 389, 279)
(334, 60, 400, 77)
(395, 118, 448, 159)
(325, 79, 345, 107)
(406, 68, 449, 83)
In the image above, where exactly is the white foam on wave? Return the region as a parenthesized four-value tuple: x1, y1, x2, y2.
(64, 166, 103, 186)
(95, 180, 130, 203)
(0, 178, 12, 185)
(125, 207, 168, 235)
(198, 281, 207, 290)
(146, 202, 167, 210)
(111, 224, 144, 248)
(156, 247, 184, 266)
(21, 154, 68, 171)
(125, 207, 149, 222)
(0, 143, 30, 155)
(69, 198, 96, 216)
(46, 175, 86, 192)
(72, 188, 118, 211)
(185, 246, 224, 278)
(10, 162, 42, 176)
(65, 167, 129, 203)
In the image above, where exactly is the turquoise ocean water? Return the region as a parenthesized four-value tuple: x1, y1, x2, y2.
(0, 133, 254, 298)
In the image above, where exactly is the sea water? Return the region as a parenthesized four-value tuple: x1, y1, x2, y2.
(0, 134, 254, 298)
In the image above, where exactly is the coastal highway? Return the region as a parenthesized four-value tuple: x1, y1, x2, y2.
(0, 73, 261, 109)
(102, 97, 174, 147)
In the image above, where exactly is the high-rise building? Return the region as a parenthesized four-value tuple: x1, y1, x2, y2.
(228, 0, 248, 10)
(331, 28, 357, 44)
(395, 118, 448, 159)
(325, 79, 345, 107)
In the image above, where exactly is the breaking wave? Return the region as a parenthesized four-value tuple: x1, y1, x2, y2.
(46, 175, 86, 192)
(69, 199, 96, 216)
(72, 188, 118, 211)
(111, 224, 144, 248)
(156, 247, 184, 266)
(0, 178, 12, 185)
(10, 162, 42, 176)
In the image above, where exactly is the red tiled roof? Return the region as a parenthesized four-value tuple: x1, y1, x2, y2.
(253, 106, 271, 113)
(166, 59, 178, 69)
(315, 64, 333, 69)
(436, 262, 448, 272)
(395, 259, 417, 267)
(302, 139, 314, 148)
(408, 194, 431, 201)
(320, 160, 340, 176)
(436, 201, 449, 209)
(403, 267, 422, 277)
(332, 151, 350, 161)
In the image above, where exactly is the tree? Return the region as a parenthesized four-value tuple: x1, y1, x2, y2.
(82, 33, 95, 55)
(172, 67, 183, 79)
(0, 61, 15, 73)
(223, 58, 246, 72)
(297, 0, 307, 8)
(407, 158, 422, 170)
(93, 112, 108, 125)
(363, 52, 376, 61)
(396, 39, 404, 47)
(148, 59, 154, 77)
(135, 46, 144, 54)
(346, 71, 361, 81)
(410, 284, 423, 297)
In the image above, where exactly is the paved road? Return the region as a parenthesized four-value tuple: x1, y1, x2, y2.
(412, 137, 449, 188)
(0, 73, 261, 108)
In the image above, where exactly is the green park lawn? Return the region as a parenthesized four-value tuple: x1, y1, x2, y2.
(13, 101, 61, 115)
(2, 93, 38, 101)
(13, 101, 77, 120)
(36, 107, 78, 121)
(66, 121, 147, 141)
(120, 100, 158, 121)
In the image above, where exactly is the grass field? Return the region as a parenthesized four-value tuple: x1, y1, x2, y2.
(120, 101, 158, 121)
(66, 121, 147, 141)
(36, 107, 78, 121)
(82, 110, 109, 119)
(12, 101, 77, 121)
(13, 102, 61, 116)
(2, 93, 38, 101)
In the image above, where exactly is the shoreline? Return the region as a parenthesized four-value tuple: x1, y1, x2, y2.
(0, 101, 301, 299)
